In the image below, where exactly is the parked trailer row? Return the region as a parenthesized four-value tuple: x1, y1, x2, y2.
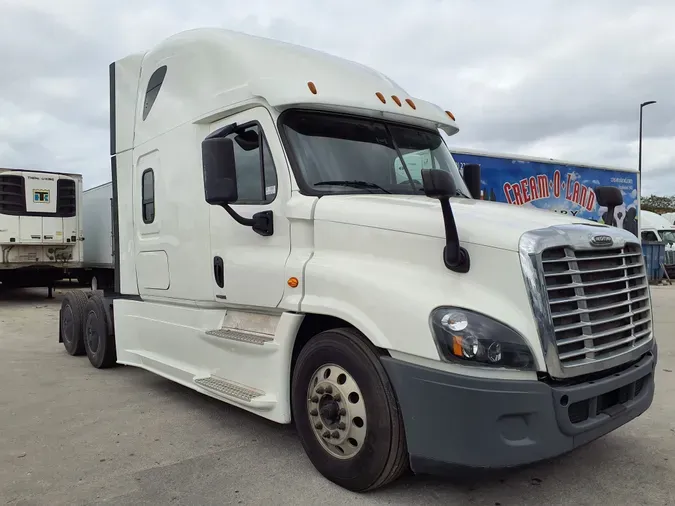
(57, 28, 657, 493)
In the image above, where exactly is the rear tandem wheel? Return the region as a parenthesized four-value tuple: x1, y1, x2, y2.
(82, 293, 117, 369)
(59, 291, 89, 356)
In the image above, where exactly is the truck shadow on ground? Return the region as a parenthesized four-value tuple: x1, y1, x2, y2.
(119, 363, 647, 502)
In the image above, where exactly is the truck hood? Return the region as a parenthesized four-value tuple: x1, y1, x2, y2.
(313, 194, 603, 251)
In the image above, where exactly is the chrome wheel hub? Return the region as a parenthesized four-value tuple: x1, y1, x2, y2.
(306, 364, 367, 459)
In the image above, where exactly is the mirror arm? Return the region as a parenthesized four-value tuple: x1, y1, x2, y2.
(221, 203, 254, 226)
(439, 198, 470, 273)
(220, 204, 274, 237)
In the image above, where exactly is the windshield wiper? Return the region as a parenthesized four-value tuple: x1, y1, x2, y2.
(314, 180, 392, 194)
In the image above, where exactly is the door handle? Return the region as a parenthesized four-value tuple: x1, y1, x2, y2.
(213, 256, 224, 288)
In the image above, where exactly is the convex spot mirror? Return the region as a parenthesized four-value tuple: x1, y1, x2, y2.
(421, 168, 457, 199)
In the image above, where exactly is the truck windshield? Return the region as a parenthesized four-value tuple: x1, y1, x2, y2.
(661, 230, 675, 244)
(280, 110, 471, 197)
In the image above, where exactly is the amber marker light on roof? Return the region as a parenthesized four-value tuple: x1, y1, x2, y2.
(391, 95, 402, 106)
(307, 82, 317, 94)
(376, 92, 386, 104)
(445, 111, 456, 121)
(405, 98, 416, 109)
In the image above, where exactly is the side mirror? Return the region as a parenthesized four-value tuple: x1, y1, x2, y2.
(420, 169, 470, 274)
(462, 163, 481, 199)
(421, 168, 457, 199)
(595, 186, 623, 228)
(202, 136, 238, 205)
(201, 123, 274, 237)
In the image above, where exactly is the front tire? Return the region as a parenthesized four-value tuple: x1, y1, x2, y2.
(291, 327, 408, 492)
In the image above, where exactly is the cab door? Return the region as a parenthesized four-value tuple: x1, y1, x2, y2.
(208, 106, 292, 308)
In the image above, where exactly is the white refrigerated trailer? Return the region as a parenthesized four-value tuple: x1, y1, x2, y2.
(57, 28, 657, 492)
(77, 181, 115, 291)
(0, 168, 83, 292)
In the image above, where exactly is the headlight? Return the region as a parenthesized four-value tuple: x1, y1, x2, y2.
(429, 307, 535, 370)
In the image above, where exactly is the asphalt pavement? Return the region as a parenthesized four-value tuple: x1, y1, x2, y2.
(1, 285, 673, 505)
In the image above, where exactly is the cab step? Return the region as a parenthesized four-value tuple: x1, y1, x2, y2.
(193, 375, 276, 410)
(205, 328, 274, 346)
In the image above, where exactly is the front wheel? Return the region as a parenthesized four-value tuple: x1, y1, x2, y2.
(291, 327, 408, 492)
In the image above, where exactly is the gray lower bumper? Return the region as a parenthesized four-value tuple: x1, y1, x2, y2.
(381, 343, 657, 476)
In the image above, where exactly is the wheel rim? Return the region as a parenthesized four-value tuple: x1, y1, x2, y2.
(306, 364, 367, 460)
(85, 311, 99, 354)
(62, 305, 74, 345)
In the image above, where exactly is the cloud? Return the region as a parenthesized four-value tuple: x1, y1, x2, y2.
(0, 0, 674, 193)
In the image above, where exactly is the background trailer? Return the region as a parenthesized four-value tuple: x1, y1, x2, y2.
(450, 148, 640, 238)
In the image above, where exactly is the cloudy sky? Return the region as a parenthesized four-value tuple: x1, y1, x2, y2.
(1, 0, 673, 194)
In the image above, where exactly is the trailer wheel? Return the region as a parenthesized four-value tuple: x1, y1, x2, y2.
(291, 327, 408, 492)
(60, 291, 89, 356)
(83, 294, 117, 369)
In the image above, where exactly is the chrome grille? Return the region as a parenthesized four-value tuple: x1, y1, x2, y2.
(541, 243, 652, 370)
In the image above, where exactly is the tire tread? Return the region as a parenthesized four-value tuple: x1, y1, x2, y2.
(83, 294, 117, 369)
(61, 290, 89, 356)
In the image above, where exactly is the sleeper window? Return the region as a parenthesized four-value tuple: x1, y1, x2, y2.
(142, 169, 155, 223)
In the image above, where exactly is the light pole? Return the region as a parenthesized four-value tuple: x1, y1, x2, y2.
(638, 100, 656, 198)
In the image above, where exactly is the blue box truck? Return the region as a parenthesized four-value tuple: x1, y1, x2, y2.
(450, 148, 641, 238)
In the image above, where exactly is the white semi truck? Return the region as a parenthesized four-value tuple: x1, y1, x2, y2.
(0, 168, 83, 293)
(58, 28, 657, 492)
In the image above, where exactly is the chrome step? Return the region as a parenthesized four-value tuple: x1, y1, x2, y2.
(193, 375, 276, 410)
(205, 328, 274, 346)
(194, 375, 263, 401)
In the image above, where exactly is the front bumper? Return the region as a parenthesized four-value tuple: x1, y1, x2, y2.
(381, 343, 657, 476)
